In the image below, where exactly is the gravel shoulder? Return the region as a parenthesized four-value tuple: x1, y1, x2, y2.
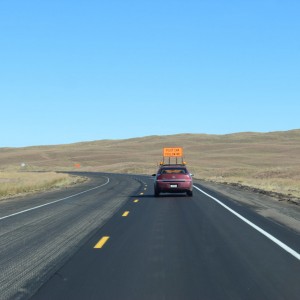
(195, 179, 300, 235)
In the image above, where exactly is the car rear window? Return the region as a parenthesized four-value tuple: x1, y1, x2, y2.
(160, 168, 187, 174)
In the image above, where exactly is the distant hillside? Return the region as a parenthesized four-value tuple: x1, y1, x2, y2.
(1, 129, 300, 173)
(1, 129, 300, 199)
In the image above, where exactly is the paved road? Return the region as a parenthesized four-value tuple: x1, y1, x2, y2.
(0, 173, 142, 299)
(1, 173, 300, 299)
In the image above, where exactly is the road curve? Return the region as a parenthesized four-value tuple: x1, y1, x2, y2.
(0, 173, 143, 300)
(1, 173, 300, 300)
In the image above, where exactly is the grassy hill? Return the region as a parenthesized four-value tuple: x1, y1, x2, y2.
(1, 129, 300, 200)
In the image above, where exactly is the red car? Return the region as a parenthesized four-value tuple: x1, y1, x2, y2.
(153, 164, 193, 197)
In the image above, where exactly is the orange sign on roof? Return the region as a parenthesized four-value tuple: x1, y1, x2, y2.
(163, 147, 183, 157)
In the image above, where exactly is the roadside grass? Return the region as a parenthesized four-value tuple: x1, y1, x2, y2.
(210, 177, 300, 199)
(0, 172, 86, 200)
(190, 166, 300, 200)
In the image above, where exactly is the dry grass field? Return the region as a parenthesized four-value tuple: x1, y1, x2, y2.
(0, 172, 84, 200)
(0, 129, 299, 201)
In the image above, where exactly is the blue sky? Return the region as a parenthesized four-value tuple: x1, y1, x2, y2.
(1, 0, 299, 147)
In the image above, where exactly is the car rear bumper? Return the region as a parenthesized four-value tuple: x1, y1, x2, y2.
(155, 180, 193, 193)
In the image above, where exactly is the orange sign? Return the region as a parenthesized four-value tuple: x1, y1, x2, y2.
(74, 163, 81, 168)
(163, 147, 183, 157)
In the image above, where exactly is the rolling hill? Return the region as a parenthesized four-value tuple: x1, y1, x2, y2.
(1, 129, 300, 200)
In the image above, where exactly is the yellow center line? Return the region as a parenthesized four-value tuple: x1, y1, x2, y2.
(133, 199, 139, 203)
(122, 211, 130, 217)
(94, 236, 110, 249)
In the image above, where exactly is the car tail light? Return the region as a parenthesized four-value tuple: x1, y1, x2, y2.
(156, 174, 163, 180)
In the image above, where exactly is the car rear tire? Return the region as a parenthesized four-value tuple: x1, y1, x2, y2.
(187, 190, 193, 197)
(154, 188, 160, 197)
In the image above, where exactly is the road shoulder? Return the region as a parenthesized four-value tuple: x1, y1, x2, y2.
(195, 179, 300, 235)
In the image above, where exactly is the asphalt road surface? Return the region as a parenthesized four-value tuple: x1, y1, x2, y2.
(1, 173, 300, 300)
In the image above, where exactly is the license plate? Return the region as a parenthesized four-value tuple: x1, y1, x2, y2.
(170, 184, 178, 188)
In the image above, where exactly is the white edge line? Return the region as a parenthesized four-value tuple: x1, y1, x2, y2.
(0, 177, 110, 221)
(193, 185, 300, 261)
